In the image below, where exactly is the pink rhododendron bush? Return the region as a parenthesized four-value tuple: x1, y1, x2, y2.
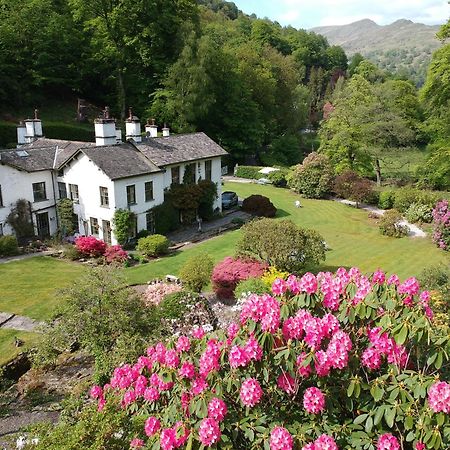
(75, 236, 107, 257)
(34, 268, 450, 450)
(432, 200, 450, 251)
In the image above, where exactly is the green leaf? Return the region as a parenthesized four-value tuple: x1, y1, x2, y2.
(405, 416, 414, 430)
(435, 351, 443, 370)
(354, 414, 368, 425)
(374, 406, 385, 425)
(396, 324, 408, 345)
(348, 381, 355, 397)
(365, 416, 373, 433)
(405, 431, 416, 442)
(385, 407, 396, 428)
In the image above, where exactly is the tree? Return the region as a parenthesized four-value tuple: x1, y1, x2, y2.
(348, 53, 365, 76)
(236, 218, 326, 273)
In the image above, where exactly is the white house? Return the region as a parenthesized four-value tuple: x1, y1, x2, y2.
(0, 109, 228, 244)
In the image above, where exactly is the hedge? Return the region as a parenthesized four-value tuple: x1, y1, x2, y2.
(235, 166, 265, 180)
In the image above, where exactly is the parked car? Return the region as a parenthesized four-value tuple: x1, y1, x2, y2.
(222, 191, 238, 209)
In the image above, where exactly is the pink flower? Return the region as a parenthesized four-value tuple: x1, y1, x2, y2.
(387, 274, 400, 286)
(173, 422, 190, 447)
(296, 353, 312, 377)
(160, 427, 177, 450)
(176, 336, 191, 353)
(303, 387, 325, 414)
(178, 361, 196, 379)
(299, 272, 318, 294)
(270, 426, 293, 450)
(191, 376, 208, 396)
(144, 387, 160, 402)
(245, 335, 263, 361)
(372, 269, 386, 284)
(208, 397, 228, 422)
(286, 274, 301, 294)
(145, 416, 161, 437)
(377, 433, 400, 450)
(192, 326, 206, 339)
(229, 345, 250, 368)
(428, 381, 450, 413)
(130, 438, 144, 448)
(240, 378, 263, 407)
(315, 434, 338, 450)
(97, 397, 106, 411)
(361, 347, 382, 370)
(227, 322, 240, 340)
(199, 418, 221, 446)
(123, 389, 136, 406)
(272, 278, 287, 295)
(398, 277, 420, 296)
(277, 373, 297, 395)
(415, 443, 425, 450)
(301, 444, 315, 450)
(164, 349, 180, 369)
(90, 385, 103, 399)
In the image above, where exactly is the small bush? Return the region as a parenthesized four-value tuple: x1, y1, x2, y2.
(378, 190, 395, 209)
(393, 187, 442, 213)
(136, 229, 150, 239)
(333, 171, 375, 206)
(136, 235, 170, 258)
(260, 266, 290, 288)
(104, 245, 128, 265)
(143, 281, 183, 306)
(75, 236, 107, 257)
(432, 200, 450, 251)
(62, 244, 81, 260)
(211, 257, 267, 299)
(379, 210, 409, 238)
(234, 277, 270, 299)
(231, 217, 245, 226)
(419, 264, 450, 306)
(151, 201, 179, 235)
(235, 166, 264, 180)
(241, 195, 277, 217)
(268, 170, 288, 187)
(179, 253, 214, 293)
(405, 203, 433, 224)
(0, 235, 19, 257)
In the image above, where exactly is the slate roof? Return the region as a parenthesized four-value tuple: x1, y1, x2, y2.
(79, 144, 161, 180)
(136, 132, 228, 167)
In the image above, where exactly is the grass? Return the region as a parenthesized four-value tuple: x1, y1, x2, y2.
(0, 257, 85, 320)
(0, 329, 41, 366)
(126, 182, 448, 284)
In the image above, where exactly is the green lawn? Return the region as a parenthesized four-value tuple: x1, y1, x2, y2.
(0, 329, 41, 366)
(126, 182, 449, 284)
(0, 257, 85, 320)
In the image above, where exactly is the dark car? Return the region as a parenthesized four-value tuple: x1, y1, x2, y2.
(222, 191, 238, 209)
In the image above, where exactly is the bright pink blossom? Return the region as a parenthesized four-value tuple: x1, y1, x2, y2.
(130, 438, 144, 448)
(270, 426, 293, 450)
(377, 433, 400, 450)
(176, 336, 191, 353)
(199, 418, 221, 446)
(144, 416, 161, 437)
(315, 434, 338, 450)
(178, 361, 196, 379)
(208, 397, 228, 422)
(303, 387, 325, 414)
(277, 373, 297, 395)
(160, 427, 177, 450)
(428, 381, 450, 413)
(240, 378, 263, 407)
(90, 385, 103, 399)
(144, 387, 160, 402)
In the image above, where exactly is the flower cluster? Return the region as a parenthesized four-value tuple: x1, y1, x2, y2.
(377, 433, 400, 450)
(432, 200, 450, 251)
(75, 236, 107, 257)
(240, 377, 263, 407)
(240, 293, 281, 333)
(270, 426, 293, 450)
(303, 386, 325, 414)
(142, 281, 183, 306)
(428, 381, 450, 413)
(302, 434, 338, 450)
(104, 244, 128, 264)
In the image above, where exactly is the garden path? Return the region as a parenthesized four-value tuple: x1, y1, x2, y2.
(0, 313, 43, 332)
(0, 251, 53, 265)
(332, 198, 427, 238)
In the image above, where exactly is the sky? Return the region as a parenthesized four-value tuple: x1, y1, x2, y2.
(231, 0, 449, 29)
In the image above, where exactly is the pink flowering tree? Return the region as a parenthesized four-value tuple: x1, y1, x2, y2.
(34, 268, 450, 450)
(432, 200, 450, 251)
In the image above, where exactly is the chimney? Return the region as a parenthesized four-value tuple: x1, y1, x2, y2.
(24, 109, 43, 143)
(17, 121, 26, 146)
(145, 118, 158, 138)
(162, 123, 170, 137)
(125, 107, 142, 142)
(115, 120, 122, 143)
(94, 107, 117, 146)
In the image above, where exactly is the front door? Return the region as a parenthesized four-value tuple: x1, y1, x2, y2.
(36, 212, 50, 238)
(102, 220, 111, 244)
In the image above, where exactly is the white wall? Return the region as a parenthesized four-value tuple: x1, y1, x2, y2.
(0, 164, 58, 236)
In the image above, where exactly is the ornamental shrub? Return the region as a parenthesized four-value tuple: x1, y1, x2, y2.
(333, 171, 375, 206)
(379, 210, 409, 238)
(404, 203, 433, 224)
(234, 277, 270, 299)
(104, 245, 129, 265)
(236, 218, 326, 273)
(378, 190, 395, 209)
(179, 253, 214, 293)
(75, 236, 107, 257)
(62, 244, 81, 260)
(36, 267, 450, 450)
(113, 209, 136, 245)
(0, 235, 19, 257)
(432, 200, 450, 251)
(260, 266, 290, 288)
(393, 187, 442, 213)
(211, 257, 267, 299)
(137, 235, 170, 258)
(241, 195, 277, 217)
(235, 166, 264, 180)
(287, 152, 334, 199)
(268, 170, 288, 188)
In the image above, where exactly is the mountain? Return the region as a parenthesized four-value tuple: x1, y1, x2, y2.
(311, 19, 442, 85)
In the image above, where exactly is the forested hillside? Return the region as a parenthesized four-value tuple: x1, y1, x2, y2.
(0, 0, 347, 162)
(312, 19, 441, 85)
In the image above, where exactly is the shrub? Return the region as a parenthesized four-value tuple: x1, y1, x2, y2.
(260, 266, 290, 288)
(235, 165, 264, 180)
(151, 201, 179, 235)
(432, 200, 450, 251)
(0, 235, 19, 257)
(268, 170, 288, 188)
(419, 264, 450, 314)
(405, 203, 433, 224)
(179, 253, 214, 293)
(62, 244, 81, 260)
(333, 171, 375, 206)
(379, 209, 409, 238)
(378, 190, 395, 209)
(56, 198, 75, 237)
(104, 245, 128, 265)
(75, 236, 107, 257)
(113, 209, 136, 246)
(143, 281, 183, 307)
(287, 152, 334, 198)
(211, 257, 267, 299)
(136, 234, 170, 258)
(393, 187, 442, 213)
(136, 229, 150, 239)
(234, 277, 270, 299)
(241, 195, 277, 217)
(236, 218, 326, 273)
(43, 267, 450, 450)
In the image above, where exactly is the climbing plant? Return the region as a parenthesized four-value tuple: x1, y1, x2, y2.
(6, 199, 34, 239)
(113, 209, 136, 245)
(56, 198, 75, 237)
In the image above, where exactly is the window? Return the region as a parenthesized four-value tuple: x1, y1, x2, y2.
(171, 166, 180, 184)
(90, 217, 99, 235)
(130, 215, 138, 238)
(0, 185, 3, 207)
(145, 181, 154, 202)
(126, 185, 136, 205)
(58, 182, 67, 199)
(205, 160, 212, 181)
(32, 182, 47, 202)
(184, 163, 196, 184)
(102, 220, 112, 244)
(0, 223, 3, 236)
(69, 184, 79, 203)
(146, 211, 154, 233)
(99, 186, 109, 207)
(72, 214, 79, 233)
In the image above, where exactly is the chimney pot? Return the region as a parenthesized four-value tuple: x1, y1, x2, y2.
(162, 123, 170, 137)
